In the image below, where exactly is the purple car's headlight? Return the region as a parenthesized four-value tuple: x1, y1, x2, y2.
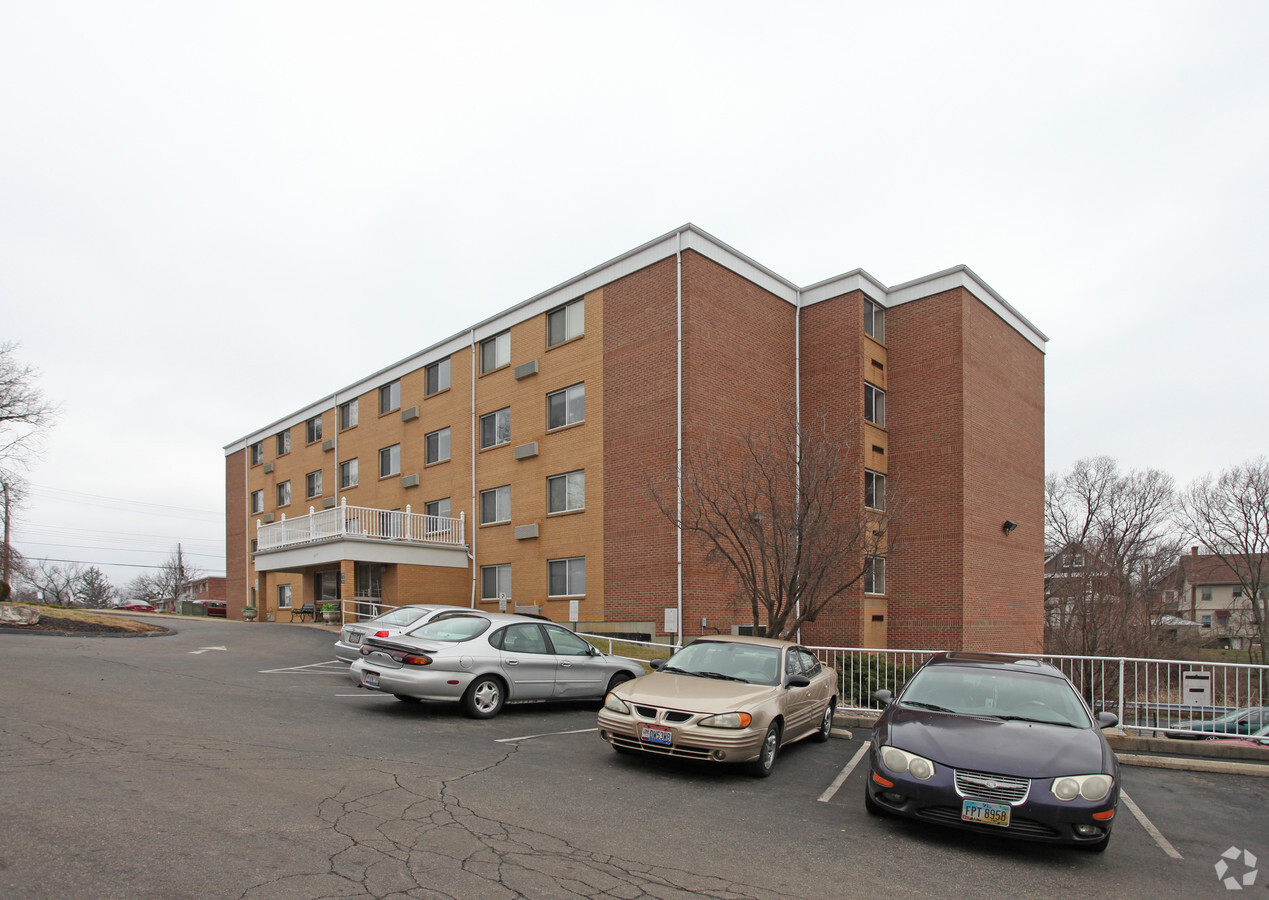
(880, 746, 935, 781)
(1051, 774, 1113, 802)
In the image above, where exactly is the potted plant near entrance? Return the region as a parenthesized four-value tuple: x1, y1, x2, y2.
(242, 605, 258, 622)
(320, 602, 338, 624)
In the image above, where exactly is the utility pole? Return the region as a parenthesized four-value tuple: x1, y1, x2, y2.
(2, 481, 11, 588)
(176, 542, 185, 614)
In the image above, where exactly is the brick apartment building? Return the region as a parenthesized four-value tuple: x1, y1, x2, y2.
(223, 224, 1046, 651)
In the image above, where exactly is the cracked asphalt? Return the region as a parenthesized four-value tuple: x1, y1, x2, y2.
(2, 618, 1266, 899)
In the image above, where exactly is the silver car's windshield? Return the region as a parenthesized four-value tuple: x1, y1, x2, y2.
(405, 616, 491, 642)
(663, 641, 781, 686)
(369, 607, 434, 628)
(900, 666, 1092, 728)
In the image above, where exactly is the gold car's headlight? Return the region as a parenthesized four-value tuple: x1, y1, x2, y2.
(603, 693, 630, 714)
(1051, 774, 1113, 802)
(698, 712, 753, 729)
(879, 746, 936, 781)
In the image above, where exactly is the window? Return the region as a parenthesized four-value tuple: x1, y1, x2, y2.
(426, 427, 451, 464)
(864, 556, 886, 595)
(547, 383, 585, 430)
(545, 624, 593, 656)
(500, 622, 548, 653)
(480, 485, 511, 525)
(305, 416, 322, 444)
(548, 470, 585, 514)
(339, 399, 358, 430)
(865, 470, 885, 511)
(481, 331, 510, 373)
(1201, 615, 1212, 628)
(1233, 588, 1243, 599)
(548, 557, 586, 597)
(379, 444, 401, 478)
(864, 298, 885, 343)
(864, 383, 885, 427)
(1201, 587, 1213, 603)
(356, 563, 384, 598)
(340, 458, 359, 489)
(250, 490, 264, 514)
(426, 358, 451, 396)
(547, 297, 584, 346)
(249, 442, 263, 466)
(480, 407, 511, 449)
(276, 481, 291, 507)
(276, 430, 291, 455)
(425, 497, 451, 519)
(379, 380, 401, 415)
(277, 584, 292, 609)
(306, 470, 322, 499)
(481, 564, 511, 601)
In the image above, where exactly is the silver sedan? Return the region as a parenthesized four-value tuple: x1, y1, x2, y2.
(350, 611, 646, 718)
(334, 604, 467, 663)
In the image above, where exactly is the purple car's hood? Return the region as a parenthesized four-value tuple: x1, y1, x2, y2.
(878, 707, 1113, 777)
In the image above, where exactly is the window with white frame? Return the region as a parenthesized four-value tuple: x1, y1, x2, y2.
(276, 481, 291, 507)
(250, 442, 263, 466)
(865, 383, 885, 427)
(481, 332, 510, 373)
(306, 416, 322, 444)
(306, 470, 322, 499)
(251, 490, 264, 514)
(865, 556, 886, 595)
(865, 470, 885, 511)
(547, 470, 585, 514)
(548, 556, 586, 597)
(276, 430, 291, 455)
(426, 358, 450, 396)
(547, 383, 585, 430)
(426, 427, 451, 464)
(864, 298, 885, 343)
(425, 497, 451, 519)
(379, 380, 401, 415)
(480, 485, 511, 525)
(480, 407, 511, 449)
(379, 444, 401, 478)
(277, 584, 292, 609)
(340, 458, 358, 489)
(339, 399, 358, 430)
(481, 564, 512, 601)
(547, 297, 584, 346)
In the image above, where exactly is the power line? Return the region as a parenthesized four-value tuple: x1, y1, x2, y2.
(22, 556, 225, 574)
(16, 540, 224, 563)
(27, 483, 222, 519)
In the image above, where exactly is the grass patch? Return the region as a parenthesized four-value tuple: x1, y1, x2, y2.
(582, 636, 674, 669)
(3, 603, 165, 634)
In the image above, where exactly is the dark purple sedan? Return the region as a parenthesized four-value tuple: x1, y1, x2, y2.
(865, 652, 1120, 852)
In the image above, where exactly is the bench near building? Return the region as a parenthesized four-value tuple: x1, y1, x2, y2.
(223, 224, 1046, 652)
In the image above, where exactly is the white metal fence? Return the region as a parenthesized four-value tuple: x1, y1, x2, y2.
(809, 645, 1269, 737)
(258, 500, 464, 551)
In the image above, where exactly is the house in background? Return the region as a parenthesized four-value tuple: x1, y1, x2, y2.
(1177, 548, 1265, 650)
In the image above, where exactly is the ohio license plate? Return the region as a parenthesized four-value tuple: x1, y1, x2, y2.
(640, 725, 673, 746)
(364, 671, 380, 689)
(962, 799, 1011, 828)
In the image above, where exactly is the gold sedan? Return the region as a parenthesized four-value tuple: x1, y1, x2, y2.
(597, 636, 838, 777)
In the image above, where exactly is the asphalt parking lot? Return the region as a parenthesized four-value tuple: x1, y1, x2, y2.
(1, 618, 1266, 899)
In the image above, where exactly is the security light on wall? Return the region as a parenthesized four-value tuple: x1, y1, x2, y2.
(1002, 520, 1019, 535)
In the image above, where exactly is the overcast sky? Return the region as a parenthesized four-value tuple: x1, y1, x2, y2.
(3, 2, 1267, 588)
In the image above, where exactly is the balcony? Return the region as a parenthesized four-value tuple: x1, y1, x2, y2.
(254, 500, 468, 574)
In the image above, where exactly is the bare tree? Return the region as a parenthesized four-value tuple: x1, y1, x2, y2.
(1179, 458, 1269, 664)
(653, 411, 900, 640)
(25, 559, 86, 607)
(1045, 457, 1183, 656)
(0, 342, 60, 478)
(125, 549, 202, 611)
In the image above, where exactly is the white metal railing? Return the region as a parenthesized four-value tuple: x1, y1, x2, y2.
(257, 500, 465, 552)
(809, 645, 1269, 737)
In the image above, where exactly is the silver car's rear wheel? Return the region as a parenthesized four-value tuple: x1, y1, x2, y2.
(747, 722, 780, 778)
(462, 675, 505, 719)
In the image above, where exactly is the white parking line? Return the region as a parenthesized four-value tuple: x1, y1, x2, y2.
(1120, 789, 1183, 859)
(496, 727, 598, 744)
(259, 660, 347, 674)
(819, 741, 870, 803)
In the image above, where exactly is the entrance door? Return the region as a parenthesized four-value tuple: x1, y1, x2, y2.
(316, 572, 340, 617)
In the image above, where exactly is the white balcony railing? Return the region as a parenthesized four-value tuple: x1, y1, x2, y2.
(256, 499, 465, 552)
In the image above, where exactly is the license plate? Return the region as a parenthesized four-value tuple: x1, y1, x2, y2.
(364, 671, 380, 689)
(640, 725, 673, 746)
(962, 799, 1011, 828)
(350, 633, 362, 644)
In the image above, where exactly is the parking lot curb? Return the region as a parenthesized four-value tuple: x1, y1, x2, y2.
(1116, 754, 1269, 777)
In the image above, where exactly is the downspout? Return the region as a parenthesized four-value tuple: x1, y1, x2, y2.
(676, 232, 684, 645)
(470, 330, 478, 609)
(794, 289, 802, 644)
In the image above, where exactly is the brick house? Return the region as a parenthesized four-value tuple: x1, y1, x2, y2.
(223, 224, 1046, 651)
(1177, 548, 1266, 650)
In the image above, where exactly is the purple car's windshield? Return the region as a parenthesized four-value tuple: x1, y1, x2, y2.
(900, 667, 1092, 728)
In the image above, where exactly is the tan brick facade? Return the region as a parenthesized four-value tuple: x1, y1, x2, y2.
(225, 226, 1045, 650)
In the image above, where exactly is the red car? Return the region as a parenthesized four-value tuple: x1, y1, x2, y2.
(193, 599, 227, 618)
